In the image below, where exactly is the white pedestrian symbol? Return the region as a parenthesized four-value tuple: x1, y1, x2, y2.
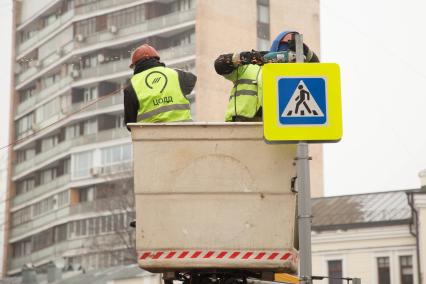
(282, 80, 324, 117)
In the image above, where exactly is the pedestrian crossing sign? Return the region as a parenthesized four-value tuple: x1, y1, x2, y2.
(263, 63, 342, 142)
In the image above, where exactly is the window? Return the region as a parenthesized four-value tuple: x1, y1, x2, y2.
(16, 114, 33, 138)
(16, 178, 35, 195)
(41, 135, 58, 152)
(39, 168, 57, 185)
(17, 148, 36, 163)
(36, 99, 60, 123)
(65, 123, 80, 140)
(377, 257, 390, 284)
(115, 115, 124, 128)
(84, 86, 98, 101)
(400, 255, 413, 284)
(12, 207, 31, 226)
(12, 238, 31, 258)
(32, 228, 54, 251)
(72, 151, 93, 179)
(256, 0, 270, 50)
(58, 190, 69, 207)
(42, 72, 61, 88)
(328, 260, 343, 284)
(19, 86, 36, 103)
(32, 196, 55, 217)
(257, 1, 269, 23)
(257, 38, 270, 51)
(79, 187, 95, 202)
(83, 118, 97, 135)
(75, 17, 96, 37)
(108, 5, 145, 29)
(55, 224, 68, 242)
(101, 144, 132, 166)
(43, 13, 58, 27)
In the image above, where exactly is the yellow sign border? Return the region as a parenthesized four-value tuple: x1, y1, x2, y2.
(263, 63, 342, 142)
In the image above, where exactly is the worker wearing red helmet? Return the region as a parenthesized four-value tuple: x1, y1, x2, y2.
(123, 44, 197, 129)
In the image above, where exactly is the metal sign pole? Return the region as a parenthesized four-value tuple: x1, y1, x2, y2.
(295, 34, 313, 284)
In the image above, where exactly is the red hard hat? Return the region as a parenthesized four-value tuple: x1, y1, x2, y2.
(130, 44, 160, 68)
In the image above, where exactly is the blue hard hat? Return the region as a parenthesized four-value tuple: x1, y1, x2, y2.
(270, 31, 298, 52)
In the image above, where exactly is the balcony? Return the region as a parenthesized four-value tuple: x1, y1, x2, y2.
(14, 127, 129, 177)
(79, 43, 195, 81)
(13, 175, 70, 208)
(15, 40, 75, 91)
(74, 0, 140, 15)
(10, 206, 71, 241)
(10, 163, 132, 240)
(69, 196, 130, 216)
(16, 66, 38, 84)
(9, 238, 87, 271)
(8, 232, 124, 272)
(16, 76, 73, 117)
(14, 92, 124, 146)
(18, 9, 74, 56)
(80, 9, 195, 48)
(63, 92, 124, 116)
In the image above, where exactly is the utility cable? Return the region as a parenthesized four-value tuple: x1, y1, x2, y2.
(0, 87, 124, 153)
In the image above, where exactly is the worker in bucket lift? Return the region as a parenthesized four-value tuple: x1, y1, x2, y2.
(123, 44, 197, 130)
(214, 31, 319, 122)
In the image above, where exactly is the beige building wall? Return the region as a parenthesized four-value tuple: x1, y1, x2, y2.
(414, 194, 426, 284)
(195, 0, 258, 122)
(312, 226, 418, 283)
(195, 0, 323, 197)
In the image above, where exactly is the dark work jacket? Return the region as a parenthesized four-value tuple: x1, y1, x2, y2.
(123, 58, 197, 130)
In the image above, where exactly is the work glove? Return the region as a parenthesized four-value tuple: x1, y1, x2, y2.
(238, 50, 267, 65)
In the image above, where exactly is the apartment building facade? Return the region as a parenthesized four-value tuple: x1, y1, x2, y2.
(5, 0, 321, 276)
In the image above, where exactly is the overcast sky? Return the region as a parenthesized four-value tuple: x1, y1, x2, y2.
(1, 0, 426, 198)
(321, 0, 426, 195)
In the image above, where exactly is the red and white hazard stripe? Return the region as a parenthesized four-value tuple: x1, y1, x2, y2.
(139, 250, 295, 262)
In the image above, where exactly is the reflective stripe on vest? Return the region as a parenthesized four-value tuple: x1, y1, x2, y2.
(137, 104, 190, 121)
(131, 66, 191, 123)
(225, 64, 262, 122)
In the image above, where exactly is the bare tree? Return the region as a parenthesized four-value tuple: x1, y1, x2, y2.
(83, 162, 137, 266)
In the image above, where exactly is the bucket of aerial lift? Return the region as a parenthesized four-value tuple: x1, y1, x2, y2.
(129, 122, 298, 273)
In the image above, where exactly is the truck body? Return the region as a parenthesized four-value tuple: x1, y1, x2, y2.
(129, 123, 298, 274)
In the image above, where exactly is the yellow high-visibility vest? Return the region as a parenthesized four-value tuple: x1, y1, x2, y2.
(131, 66, 192, 123)
(224, 64, 262, 121)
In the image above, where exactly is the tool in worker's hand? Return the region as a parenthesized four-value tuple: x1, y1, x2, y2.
(263, 51, 297, 64)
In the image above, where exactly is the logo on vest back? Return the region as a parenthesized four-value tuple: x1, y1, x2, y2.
(145, 71, 168, 93)
(153, 96, 173, 106)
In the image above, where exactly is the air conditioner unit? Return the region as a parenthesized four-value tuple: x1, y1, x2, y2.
(71, 69, 80, 79)
(75, 34, 85, 42)
(90, 167, 100, 177)
(31, 124, 40, 131)
(108, 25, 118, 34)
(97, 53, 105, 63)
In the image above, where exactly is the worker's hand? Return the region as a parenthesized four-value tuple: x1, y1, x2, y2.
(239, 51, 265, 65)
(249, 50, 265, 65)
(239, 51, 253, 65)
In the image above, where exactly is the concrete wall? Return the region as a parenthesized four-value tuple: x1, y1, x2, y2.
(194, 0, 323, 197)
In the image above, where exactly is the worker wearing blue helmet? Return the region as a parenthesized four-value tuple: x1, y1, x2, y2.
(269, 31, 319, 62)
(214, 31, 318, 122)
